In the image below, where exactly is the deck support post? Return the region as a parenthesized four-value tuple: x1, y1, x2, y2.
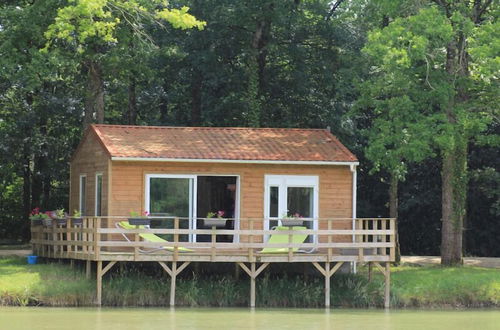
(158, 261, 191, 307)
(250, 263, 256, 307)
(170, 261, 177, 307)
(372, 262, 391, 308)
(384, 262, 391, 308)
(95, 261, 117, 306)
(368, 262, 372, 282)
(325, 262, 330, 307)
(86, 260, 91, 279)
(96, 261, 102, 306)
(312, 261, 344, 308)
(237, 262, 269, 308)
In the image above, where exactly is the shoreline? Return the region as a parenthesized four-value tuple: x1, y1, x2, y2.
(1, 257, 499, 309)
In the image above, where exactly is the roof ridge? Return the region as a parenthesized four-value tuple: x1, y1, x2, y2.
(91, 124, 329, 132)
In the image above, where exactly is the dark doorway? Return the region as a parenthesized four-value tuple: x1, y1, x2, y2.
(196, 176, 237, 242)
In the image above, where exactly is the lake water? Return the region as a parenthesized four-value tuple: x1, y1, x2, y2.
(0, 307, 499, 330)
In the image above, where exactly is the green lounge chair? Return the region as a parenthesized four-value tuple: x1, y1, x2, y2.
(117, 221, 193, 253)
(260, 226, 308, 254)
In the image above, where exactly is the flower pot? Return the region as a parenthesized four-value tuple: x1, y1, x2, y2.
(56, 218, 68, 226)
(281, 219, 304, 227)
(128, 218, 151, 226)
(72, 218, 83, 226)
(31, 219, 43, 226)
(204, 218, 227, 227)
(43, 218, 53, 227)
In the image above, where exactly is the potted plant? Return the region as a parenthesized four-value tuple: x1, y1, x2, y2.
(281, 212, 304, 226)
(29, 207, 50, 226)
(72, 210, 83, 225)
(204, 210, 227, 227)
(55, 208, 67, 226)
(128, 211, 151, 226)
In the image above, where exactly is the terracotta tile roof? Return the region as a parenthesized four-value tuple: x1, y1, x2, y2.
(90, 124, 357, 163)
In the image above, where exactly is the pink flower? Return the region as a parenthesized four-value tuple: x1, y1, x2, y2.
(217, 210, 225, 217)
(142, 211, 149, 217)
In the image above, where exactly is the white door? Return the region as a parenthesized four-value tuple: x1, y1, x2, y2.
(264, 175, 319, 241)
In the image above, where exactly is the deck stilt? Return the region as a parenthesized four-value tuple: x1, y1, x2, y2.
(158, 261, 191, 307)
(86, 260, 91, 279)
(237, 262, 269, 307)
(250, 263, 256, 307)
(170, 261, 177, 307)
(312, 261, 344, 308)
(384, 262, 390, 308)
(325, 262, 330, 307)
(95, 261, 117, 306)
(96, 261, 102, 306)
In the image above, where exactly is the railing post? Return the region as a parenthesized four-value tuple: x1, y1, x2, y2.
(94, 218, 100, 260)
(390, 218, 396, 261)
(134, 225, 139, 261)
(211, 225, 216, 261)
(67, 218, 72, 257)
(382, 219, 387, 256)
(174, 217, 179, 262)
(288, 228, 293, 261)
(249, 219, 254, 261)
(327, 219, 332, 261)
(83, 218, 88, 256)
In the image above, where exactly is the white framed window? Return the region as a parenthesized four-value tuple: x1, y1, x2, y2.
(264, 175, 319, 241)
(145, 174, 197, 242)
(144, 174, 241, 243)
(79, 174, 87, 216)
(95, 173, 103, 216)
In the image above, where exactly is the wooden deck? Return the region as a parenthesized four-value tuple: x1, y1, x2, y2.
(31, 217, 396, 308)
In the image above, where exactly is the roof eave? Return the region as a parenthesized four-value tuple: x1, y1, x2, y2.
(110, 156, 359, 166)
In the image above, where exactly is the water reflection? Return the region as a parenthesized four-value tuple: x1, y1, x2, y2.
(0, 307, 499, 330)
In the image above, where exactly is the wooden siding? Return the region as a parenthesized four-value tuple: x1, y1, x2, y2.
(108, 161, 354, 242)
(69, 132, 110, 216)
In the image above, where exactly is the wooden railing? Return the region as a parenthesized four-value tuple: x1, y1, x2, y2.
(30, 217, 396, 262)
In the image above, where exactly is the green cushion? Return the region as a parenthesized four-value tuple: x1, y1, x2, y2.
(118, 221, 193, 252)
(261, 226, 308, 254)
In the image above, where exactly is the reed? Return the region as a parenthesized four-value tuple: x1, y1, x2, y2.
(1, 258, 498, 308)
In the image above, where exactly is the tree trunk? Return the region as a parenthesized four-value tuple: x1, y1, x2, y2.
(440, 147, 466, 265)
(389, 173, 401, 264)
(31, 120, 47, 209)
(190, 69, 203, 126)
(252, 19, 271, 94)
(440, 28, 470, 265)
(22, 146, 31, 221)
(83, 60, 105, 129)
(126, 77, 137, 125)
(159, 80, 170, 125)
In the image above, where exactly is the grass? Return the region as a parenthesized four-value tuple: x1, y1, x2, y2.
(0, 257, 499, 308)
(389, 264, 500, 307)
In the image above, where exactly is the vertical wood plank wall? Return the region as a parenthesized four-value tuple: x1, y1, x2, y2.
(109, 162, 354, 242)
(69, 132, 110, 216)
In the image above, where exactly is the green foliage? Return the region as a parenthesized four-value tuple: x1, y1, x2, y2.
(1, 258, 499, 307)
(43, 0, 206, 52)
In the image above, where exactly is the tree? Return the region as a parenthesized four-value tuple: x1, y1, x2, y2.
(361, 1, 498, 265)
(43, 0, 206, 128)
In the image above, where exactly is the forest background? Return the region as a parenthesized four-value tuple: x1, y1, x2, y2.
(0, 0, 498, 263)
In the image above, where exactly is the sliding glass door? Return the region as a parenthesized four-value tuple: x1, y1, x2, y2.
(146, 175, 197, 242)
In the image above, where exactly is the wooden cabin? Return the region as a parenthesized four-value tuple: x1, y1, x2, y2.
(32, 124, 396, 308)
(69, 124, 359, 243)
